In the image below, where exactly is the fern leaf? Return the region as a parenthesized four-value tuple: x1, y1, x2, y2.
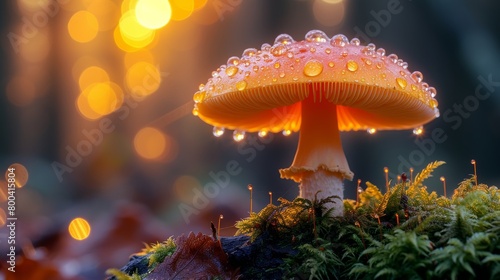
(411, 161, 446, 189)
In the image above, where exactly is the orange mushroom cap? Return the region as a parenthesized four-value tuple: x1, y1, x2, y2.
(193, 30, 439, 134)
(194, 30, 439, 187)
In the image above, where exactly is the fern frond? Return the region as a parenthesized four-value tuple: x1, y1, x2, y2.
(411, 161, 445, 189)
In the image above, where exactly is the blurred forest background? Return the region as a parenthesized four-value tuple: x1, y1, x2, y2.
(0, 0, 499, 278)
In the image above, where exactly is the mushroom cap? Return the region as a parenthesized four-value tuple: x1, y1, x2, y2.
(193, 30, 439, 133)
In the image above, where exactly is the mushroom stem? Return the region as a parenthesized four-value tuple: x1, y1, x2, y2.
(280, 94, 353, 216)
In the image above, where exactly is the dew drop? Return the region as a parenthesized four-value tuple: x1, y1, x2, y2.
(428, 87, 437, 98)
(242, 48, 257, 57)
(286, 52, 294, 58)
(346, 60, 358, 72)
(325, 48, 331, 54)
(376, 48, 386, 56)
(258, 130, 268, 137)
(367, 128, 377, 134)
(412, 126, 424, 136)
(253, 65, 259, 72)
(274, 62, 281, 69)
(310, 47, 316, 53)
(225, 66, 239, 77)
(293, 77, 299, 81)
(401, 62, 408, 69)
(271, 45, 287, 56)
(350, 38, 360, 46)
(341, 51, 348, 58)
(410, 71, 423, 83)
(411, 84, 417, 91)
(274, 34, 295, 45)
(213, 127, 225, 137)
(434, 109, 440, 118)
(399, 70, 406, 77)
(233, 130, 245, 142)
(236, 80, 247, 91)
(397, 59, 404, 67)
(330, 34, 349, 47)
(192, 106, 199, 116)
(303, 60, 323, 77)
(328, 62, 335, 68)
(387, 54, 398, 63)
(227, 56, 240, 66)
(376, 62, 383, 69)
(361, 57, 372, 66)
(261, 43, 272, 51)
(396, 77, 407, 89)
(245, 71, 250, 77)
(282, 129, 292, 136)
(211, 71, 219, 78)
(193, 91, 206, 103)
(272, 77, 277, 82)
(421, 82, 429, 91)
(429, 99, 438, 108)
(198, 84, 205, 91)
(279, 72, 285, 78)
(305, 30, 329, 42)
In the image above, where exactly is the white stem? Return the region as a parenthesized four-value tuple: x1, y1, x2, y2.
(300, 169, 344, 216)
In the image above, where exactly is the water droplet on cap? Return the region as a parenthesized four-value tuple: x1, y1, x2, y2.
(410, 71, 423, 83)
(367, 128, 377, 134)
(193, 91, 206, 103)
(328, 62, 335, 67)
(347, 60, 358, 72)
(428, 87, 437, 98)
(330, 34, 349, 47)
(303, 60, 323, 77)
(413, 126, 424, 135)
(274, 34, 295, 45)
(429, 99, 438, 108)
(261, 43, 272, 52)
(213, 127, 225, 137)
(225, 66, 238, 77)
(198, 84, 205, 91)
(376, 48, 386, 56)
(233, 130, 245, 142)
(350, 38, 360, 46)
(212, 71, 219, 78)
(242, 48, 257, 57)
(274, 62, 281, 69)
(227, 56, 240, 66)
(387, 54, 398, 63)
(282, 130, 292, 136)
(396, 77, 407, 89)
(258, 130, 268, 137)
(305, 30, 329, 42)
(192, 106, 199, 116)
(271, 45, 287, 56)
(236, 80, 247, 91)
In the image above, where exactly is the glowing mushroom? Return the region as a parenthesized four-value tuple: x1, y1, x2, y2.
(193, 30, 439, 216)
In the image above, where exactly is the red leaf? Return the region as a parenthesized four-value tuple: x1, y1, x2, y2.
(146, 232, 239, 279)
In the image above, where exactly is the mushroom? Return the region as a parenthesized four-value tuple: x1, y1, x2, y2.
(193, 30, 439, 216)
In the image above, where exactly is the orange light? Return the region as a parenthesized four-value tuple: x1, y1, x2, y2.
(119, 10, 156, 48)
(134, 127, 168, 160)
(68, 11, 99, 43)
(124, 50, 155, 69)
(78, 66, 110, 91)
(0, 209, 6, 228)
(6, 163, 29, 188)
(193, 0, 209, 10)
(87, 0, 120, 31)
(68, 218, 91, 241)
(170, 0, 194, 21)
(135, 0, 172, 29)
(125, 62, 161, 98)
(77, 82, 124, 119)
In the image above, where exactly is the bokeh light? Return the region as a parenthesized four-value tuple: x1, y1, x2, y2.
(170, 0, 194, 21)
(78, 66, 110, 91)
(0, 209, 6, 228)
(193, 0, 209, 10)
(68, 217, 91, 241)
(6, 76, 36, 107)
(77, 82, 124, 120)
(135, 0, 172, 29)
(118, 10, 156, 48)
(6, 163, 29, 188)
(125, 61, 161, 97)
(124, 50, 155, 69)
(0, 181, 7, 202)
(134, 127, 168, 160)
(68, 11, 99, 43)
